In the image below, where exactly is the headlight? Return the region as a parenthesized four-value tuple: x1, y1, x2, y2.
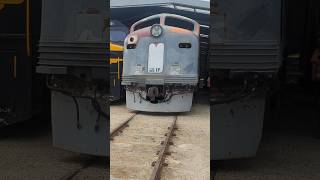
(151, 24, 162, 37)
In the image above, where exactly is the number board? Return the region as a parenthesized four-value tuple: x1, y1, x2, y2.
(148, 43, 164, 73)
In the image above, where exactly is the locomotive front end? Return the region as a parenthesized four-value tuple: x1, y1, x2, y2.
(122, 14, 200, 112)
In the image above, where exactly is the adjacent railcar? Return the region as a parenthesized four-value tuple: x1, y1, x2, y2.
(110, 42, 124, 101)
(122, 14, 200, 112)
(36, 0, 108, 156)
(0, 0, 44, 127)
(109, 20, 128, 101)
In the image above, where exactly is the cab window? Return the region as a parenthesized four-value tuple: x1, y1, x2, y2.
(134, 18, 160, 31)
(110, 30, 127, 42)
(165, 17, 194, 31)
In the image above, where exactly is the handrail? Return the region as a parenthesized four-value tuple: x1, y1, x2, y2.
(130, 13, 200, 36)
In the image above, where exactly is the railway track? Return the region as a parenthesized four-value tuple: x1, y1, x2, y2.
(110, 113, 138, 140)
(110, 113, 178, 180)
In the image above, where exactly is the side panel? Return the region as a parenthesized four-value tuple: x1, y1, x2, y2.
(38, 0, 108, 70)
(37, 0, 109, 156)
(210, 0, 282, 72)
(212, 0, 281, 41)
(211, 96, 265, 160)
(51, 92, 108, 156)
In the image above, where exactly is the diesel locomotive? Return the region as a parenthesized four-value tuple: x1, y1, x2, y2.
(36, 0, 108, 156)
(210, 0, 320, 160)
(122, 13, 200, 112)
(210, 0, 284, 160)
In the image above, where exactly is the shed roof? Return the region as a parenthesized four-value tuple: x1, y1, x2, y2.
(110, 0, 210, 11)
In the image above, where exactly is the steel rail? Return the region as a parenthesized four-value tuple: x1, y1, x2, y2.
(110, 113, 138, 140)
(149, 115, 177, 180)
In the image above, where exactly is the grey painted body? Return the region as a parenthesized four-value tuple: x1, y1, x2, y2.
(37, 0, 108, 156)
(210, 0, 283, 160)
(38, 0, 107, 69)
(210, 0, 283, 72)
(122, 14, 200, 86)
(51, 92, 108, 156)
(40, 0, 107, 42)
(122, 14, 200, 112)
(211, 96, 266, 160)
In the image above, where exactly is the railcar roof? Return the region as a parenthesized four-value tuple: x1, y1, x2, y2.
(110, 0, 210, 11)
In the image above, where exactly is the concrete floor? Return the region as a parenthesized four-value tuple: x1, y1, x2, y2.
(213, 132, 320, 180)
(0, 117, 108, 180)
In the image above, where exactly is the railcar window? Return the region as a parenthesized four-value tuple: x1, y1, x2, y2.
(165, 17, 194, 31)
(134, 18, 160, 31)
(111, 30, 127, 42)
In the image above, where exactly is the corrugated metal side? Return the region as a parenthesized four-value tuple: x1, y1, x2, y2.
(38, 42, 106, 67)
(209, 41, 281, 72)
(122, 76, 198, 85)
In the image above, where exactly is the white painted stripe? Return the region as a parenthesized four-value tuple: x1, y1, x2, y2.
(148, 43, 164, 73)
